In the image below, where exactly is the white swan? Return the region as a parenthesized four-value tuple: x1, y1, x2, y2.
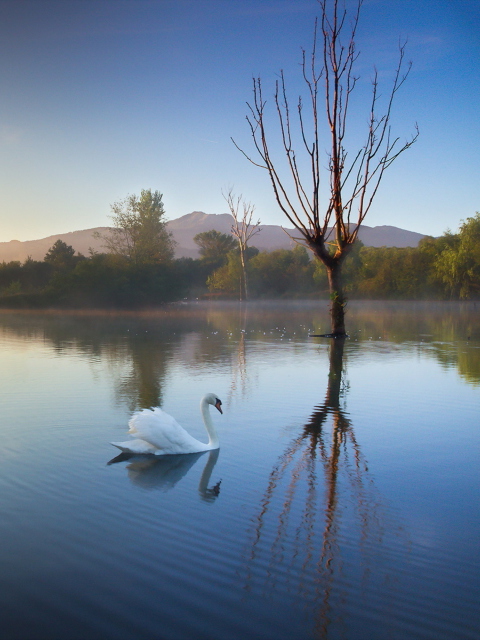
(111, 393, 223, 455)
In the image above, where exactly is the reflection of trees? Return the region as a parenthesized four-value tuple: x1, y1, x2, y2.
(430, 341, 480, 387)
(245, 338, 387, 638)
(114, 332, 169, 411)
(1, 303, 478, 412)
(0, 312, 181, 411)
(229, 329, 248, 399)
(108, 449, 221, 502)
(44, 315, 175, 411)
(171, 304, 255, 405)
(228, 305, 249, 403)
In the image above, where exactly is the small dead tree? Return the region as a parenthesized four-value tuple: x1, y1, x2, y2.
(233, 0, 418, 335)
(223, 189, 261, 301)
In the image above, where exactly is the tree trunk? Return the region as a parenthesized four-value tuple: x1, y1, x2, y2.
(326, 262, 347, 336)
(239, 248, 248, 301)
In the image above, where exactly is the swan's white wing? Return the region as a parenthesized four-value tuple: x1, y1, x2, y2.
(127, 407, 207, 454)
(110, 438, 157, 454)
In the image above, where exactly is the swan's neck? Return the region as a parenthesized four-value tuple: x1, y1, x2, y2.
(201, 397, 219, 449)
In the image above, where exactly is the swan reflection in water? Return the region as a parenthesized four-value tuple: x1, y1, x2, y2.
(245, 338, 404, 638)
(108, 448, 221, 503)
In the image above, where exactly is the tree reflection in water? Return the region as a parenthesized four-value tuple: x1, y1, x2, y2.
(227, 304, 249, 405)
(115, 339, 164, 410)
(245, 338, 396, 638)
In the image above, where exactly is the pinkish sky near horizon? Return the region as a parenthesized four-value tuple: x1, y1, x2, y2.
(0, 0, 478, 243)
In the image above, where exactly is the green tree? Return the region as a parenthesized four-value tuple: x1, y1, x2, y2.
(207, 247, 260, 297)
(354, 246, 419, 298)
(417, 236, 451, 296)
(207, 252, 241, 295)
(193, 230, 237, 270)
(44, 240, 77, 271)
(45, 253, 183, 308)
(99, 189, 175, 265)
(3, 280, 22, 295)
(0, 261, 22, 292)
(434, 213, 480, 299)
(249, 246, 315, 297)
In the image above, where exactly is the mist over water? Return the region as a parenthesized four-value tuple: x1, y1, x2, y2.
(0, 302, 478, 639)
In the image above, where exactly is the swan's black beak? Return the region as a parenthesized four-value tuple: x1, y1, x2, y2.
(215, 399, 223, 414)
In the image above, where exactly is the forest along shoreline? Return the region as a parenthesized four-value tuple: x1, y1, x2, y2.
(0, 191, 479, 309)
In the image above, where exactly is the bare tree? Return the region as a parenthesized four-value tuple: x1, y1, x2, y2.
(223, 189, 261, 301)
(233, 0, 418, 335)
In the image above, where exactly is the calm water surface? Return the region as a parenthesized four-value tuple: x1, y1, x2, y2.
(0, 302, 478, 640)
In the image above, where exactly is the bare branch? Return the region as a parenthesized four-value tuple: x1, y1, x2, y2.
(223, 188, 262, 301)
(233, 0, 417, 333)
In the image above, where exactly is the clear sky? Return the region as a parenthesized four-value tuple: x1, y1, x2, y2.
(0, 0, 478, 242)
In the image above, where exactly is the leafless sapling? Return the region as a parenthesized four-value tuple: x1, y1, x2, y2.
(223, 189, 261, 301)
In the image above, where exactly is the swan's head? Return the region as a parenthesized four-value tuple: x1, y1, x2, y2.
(205, 393, 223, 414)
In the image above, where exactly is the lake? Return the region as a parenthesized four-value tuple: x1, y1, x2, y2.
(0, 301, 478, 640)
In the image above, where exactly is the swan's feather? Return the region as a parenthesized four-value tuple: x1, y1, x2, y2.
(110, 438, 157, 454)
(126, 406, 209, 454)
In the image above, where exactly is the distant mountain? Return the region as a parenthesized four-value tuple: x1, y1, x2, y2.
(0, 212, 427, 263)
(0, 228, 112, 263)
(169, 212, 427, 257)
(168, 211, 304, 258)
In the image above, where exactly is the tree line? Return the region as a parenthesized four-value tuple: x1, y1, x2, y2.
(203, 212, 480, 300)
(0, 189, 478, 308)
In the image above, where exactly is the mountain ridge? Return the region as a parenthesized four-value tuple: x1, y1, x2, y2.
(0, 212, 427, 262)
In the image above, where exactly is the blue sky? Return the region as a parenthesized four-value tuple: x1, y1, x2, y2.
(0, 0, 478, 242)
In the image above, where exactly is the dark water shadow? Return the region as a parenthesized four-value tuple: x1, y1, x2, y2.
(108, 448, 221, 502)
